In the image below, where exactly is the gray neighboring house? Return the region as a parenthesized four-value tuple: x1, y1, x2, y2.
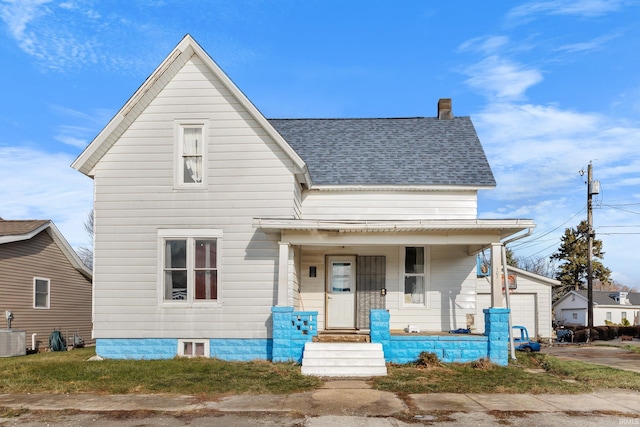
(0, 219, 93, 352)
(554, 290, 640, 326)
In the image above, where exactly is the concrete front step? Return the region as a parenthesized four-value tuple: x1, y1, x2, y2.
(313, 333, 370, 343)
(301, 342, 387, 377)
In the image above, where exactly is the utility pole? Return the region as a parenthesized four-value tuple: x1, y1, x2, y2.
(586, 162, 599, 329)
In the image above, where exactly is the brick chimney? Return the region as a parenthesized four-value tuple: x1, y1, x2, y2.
(437, 98, 453, 120)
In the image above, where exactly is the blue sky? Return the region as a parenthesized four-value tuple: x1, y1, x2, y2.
(1, 1, 640, 288)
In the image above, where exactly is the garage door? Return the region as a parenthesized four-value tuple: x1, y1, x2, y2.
(475, 294, 537, 337)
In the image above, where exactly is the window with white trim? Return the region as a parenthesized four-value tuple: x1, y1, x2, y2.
(178, 339, 210, 357)
(34, 277, 50, 309)
(606, 312, 612, 321)
(159, 230, 221, 305)
(403, 247, 426, 305)
(622, 311, 627, 321)
(175, 121, 207, 188)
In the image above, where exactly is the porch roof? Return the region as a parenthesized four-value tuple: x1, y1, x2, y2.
(253, 218, 534, 241)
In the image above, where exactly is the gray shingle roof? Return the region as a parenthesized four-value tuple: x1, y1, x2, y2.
(268, 117, 496, 187)
(575, 290, 640, 305)
(0, 219, 49, 238)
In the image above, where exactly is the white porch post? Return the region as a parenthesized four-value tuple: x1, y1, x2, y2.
(277, 241, 290, 306)
(490, 242, 504, 307)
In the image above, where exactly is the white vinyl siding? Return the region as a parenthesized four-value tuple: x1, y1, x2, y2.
(298, 245, 476, 332)
(33, 277, 50, 309)
(301, 190, 478, 220)
(91, 54, 298, 339)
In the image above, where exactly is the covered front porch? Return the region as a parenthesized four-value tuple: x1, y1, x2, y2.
(257, 218, 534, 369)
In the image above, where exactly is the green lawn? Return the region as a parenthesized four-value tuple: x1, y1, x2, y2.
(0, 348, 321, 396)
(1, 347, 640, 396)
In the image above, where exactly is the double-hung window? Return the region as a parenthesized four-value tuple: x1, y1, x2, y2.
(403, 247, 428, 306)
(159, 230, 221, 305)
(175, 121, 208, 188)
(34, 277, 50, 309)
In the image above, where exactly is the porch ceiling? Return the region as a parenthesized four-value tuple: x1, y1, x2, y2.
(253, 218, 535, 243)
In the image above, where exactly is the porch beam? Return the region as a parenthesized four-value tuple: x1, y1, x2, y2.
(490, 242, 504, 307)
(281, 230, 503, 246)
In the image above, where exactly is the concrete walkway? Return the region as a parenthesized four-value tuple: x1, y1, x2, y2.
(1, 381, 639, 417)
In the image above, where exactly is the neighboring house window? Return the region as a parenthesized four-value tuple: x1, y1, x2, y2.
(622, 312, 627, 320)
(175, 121, 208, 188)
(572, 313, 577, 320)
(403, 247, 428, 305)
(178, 339, 210, 357)
(34, 277, 50, 309)
(606, 312, 612, 321)
(159, 229, 221, 305)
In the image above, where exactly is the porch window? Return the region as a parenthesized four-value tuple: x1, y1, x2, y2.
(159, 230, 221, 305)
(33, 277, 50, 309)
(175, 121, 208, 188)
(404, 247, 425, 305)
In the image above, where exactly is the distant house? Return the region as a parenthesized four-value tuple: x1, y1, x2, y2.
(554, 290, 640, 327)
(0, 219, 93, 351)
(476, 265, 555, 339)
(72, 35, 535, 369)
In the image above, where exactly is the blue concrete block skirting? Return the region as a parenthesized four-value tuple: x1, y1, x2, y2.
(96, 338, 178, 359)
(370, 308, 510, 366)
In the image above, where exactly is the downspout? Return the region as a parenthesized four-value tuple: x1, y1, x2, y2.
(502, 246, 516, 361)
(501, 227, 533, 361)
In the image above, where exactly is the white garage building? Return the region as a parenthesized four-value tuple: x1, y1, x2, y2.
(476, 265, 554, 340)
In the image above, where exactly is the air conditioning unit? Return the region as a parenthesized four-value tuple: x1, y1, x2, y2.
(0, 330, 26, 357)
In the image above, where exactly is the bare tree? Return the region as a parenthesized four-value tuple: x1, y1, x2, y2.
(77, 209, 94, 270)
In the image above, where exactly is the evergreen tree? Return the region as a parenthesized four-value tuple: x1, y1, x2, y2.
(550, 220, 611, 301)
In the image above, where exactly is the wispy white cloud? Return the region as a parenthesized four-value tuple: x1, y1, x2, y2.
(50, 105, 112, 149)
(555, 32, 621, 53)
(462, 56, 543, 101)
(0, 145, 93, 249)
(507, 0, 625, 25)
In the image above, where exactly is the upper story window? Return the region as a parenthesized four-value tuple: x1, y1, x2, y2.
(159, 229, 221, 306)
(175, 121, 208, 189)
(403, 247, 429, 306)
(34, 277, 50, 309)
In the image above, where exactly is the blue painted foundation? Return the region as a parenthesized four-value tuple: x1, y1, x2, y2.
(96, 338, 178, 359)
(96, 307, 508, 365)
(210, 339, 272, 361)
(370, 308, 510, 366)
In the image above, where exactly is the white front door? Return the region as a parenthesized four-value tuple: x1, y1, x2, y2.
(326, 256, 356, 329)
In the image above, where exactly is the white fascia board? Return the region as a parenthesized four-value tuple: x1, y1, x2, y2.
(71, 35, 310, 187)
(184, 36, 310, 186)
(506, 266, 559, 287)
(254, 218, 534, 231)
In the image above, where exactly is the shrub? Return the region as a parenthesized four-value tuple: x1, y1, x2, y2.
(416, 351, 443, 368)
(573, 328, 599, 342)
(619, 326, 640, 338)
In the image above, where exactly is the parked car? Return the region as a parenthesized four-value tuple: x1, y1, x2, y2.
(512, 325, 541, 352)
